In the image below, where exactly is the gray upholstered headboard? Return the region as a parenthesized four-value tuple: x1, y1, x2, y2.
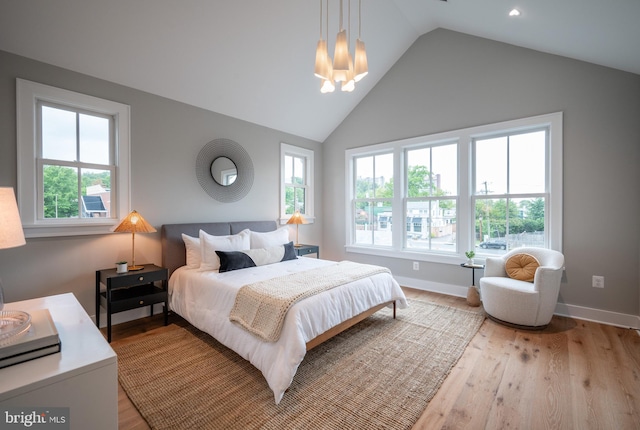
(161, 220, 277, 276)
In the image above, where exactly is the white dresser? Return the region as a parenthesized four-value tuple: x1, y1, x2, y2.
(0, 293, 118, 430)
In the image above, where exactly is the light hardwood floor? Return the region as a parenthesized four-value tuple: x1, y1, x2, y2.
(108, 288, 640, 429)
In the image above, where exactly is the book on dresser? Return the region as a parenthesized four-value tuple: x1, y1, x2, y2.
(0, 308, 61, 368)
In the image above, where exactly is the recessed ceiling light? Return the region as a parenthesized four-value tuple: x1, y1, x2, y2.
(509, 8, 521, 17)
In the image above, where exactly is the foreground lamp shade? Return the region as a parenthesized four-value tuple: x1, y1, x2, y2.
(0, 187, 27, 318)
(0, 188, 26, 250)
(286, 211, 308, 247)
(113, 210, 156, 271)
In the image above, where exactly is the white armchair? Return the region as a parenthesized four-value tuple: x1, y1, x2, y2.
(479, 247, 565, 329)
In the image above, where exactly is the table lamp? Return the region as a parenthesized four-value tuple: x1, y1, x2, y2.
(113, 210, 156, 271)
(286, 210, 308, 247)
(0, 187, 31, 341)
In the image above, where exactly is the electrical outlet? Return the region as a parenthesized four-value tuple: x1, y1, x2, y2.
(413, 262, 419, 271)
(592, 275, 604, 288)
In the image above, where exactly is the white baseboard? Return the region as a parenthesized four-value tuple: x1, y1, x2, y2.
(554, 303, 640, 330)
(396, 275, 640, 330)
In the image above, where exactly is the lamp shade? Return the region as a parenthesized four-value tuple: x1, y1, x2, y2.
(0, 187, 26, 250)
(113, 210, 157, 234)
(314, 39, 331, 80)
(286, 211, 308, 225)
(332, 29, 350, 81)
(354, 38, 368, 82)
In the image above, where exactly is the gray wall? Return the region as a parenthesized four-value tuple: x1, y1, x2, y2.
(322, 29, 640, 317)
(0, 50, 322, 316)
(1, 27, 639, 322)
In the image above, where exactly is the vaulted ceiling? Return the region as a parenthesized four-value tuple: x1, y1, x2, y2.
(1, 0, 638, 142)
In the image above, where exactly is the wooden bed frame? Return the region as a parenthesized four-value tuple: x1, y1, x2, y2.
(160, 220, 397, 351)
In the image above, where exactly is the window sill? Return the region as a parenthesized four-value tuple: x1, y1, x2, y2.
(23, 223, 118, 238)
(345, 245, 475, 266)
(279, 216, 315, 225)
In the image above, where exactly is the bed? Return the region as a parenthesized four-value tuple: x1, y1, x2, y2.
(161, 221, 408, 404)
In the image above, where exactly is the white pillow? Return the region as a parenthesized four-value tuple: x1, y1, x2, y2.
(250, 228, 290, 249)
(182, 233, 201, 268)
(199, 229, 250, 271)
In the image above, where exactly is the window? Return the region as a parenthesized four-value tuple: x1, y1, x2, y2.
(17, 79, 130, 237)
(280, 143, 314, 223)
(405, 143, 458, 252)
(352, 152, 393, 246)
(345, 113, 562, 264)
(474, 129, 548, 255)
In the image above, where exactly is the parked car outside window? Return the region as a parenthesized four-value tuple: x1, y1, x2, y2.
(479, 239, 507, 250)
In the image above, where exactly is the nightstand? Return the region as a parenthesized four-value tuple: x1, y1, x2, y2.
(294, 244, 320, 258)
(95, 264, 168, 342)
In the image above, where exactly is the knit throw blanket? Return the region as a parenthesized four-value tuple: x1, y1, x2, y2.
(229, 261, 391, 342)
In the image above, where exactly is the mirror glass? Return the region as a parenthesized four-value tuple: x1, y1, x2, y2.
(210, 156, 237, 186)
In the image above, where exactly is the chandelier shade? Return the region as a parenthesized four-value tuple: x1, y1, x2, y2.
(332, 29, 350, 77)
(314, 40, 330, 80)
(354, 38, 368, 82)
(321, 77, 336, 93)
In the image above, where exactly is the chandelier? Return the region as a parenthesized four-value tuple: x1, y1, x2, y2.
(314, 0, 368, 93)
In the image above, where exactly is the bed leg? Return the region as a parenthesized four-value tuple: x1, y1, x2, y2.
(393, 301, 396, 319)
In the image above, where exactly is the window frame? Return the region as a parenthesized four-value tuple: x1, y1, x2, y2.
(16, 78, 131, 238)
(345, 112, 563, 265)
(280, 143, 314, 224)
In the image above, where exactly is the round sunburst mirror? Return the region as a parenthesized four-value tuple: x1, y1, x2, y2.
(196, 138, 253, 202)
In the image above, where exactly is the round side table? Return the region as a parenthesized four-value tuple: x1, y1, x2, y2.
(460, 263, 484, 307)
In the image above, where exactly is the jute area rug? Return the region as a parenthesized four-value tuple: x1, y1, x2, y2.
(115, 299, 485, 430)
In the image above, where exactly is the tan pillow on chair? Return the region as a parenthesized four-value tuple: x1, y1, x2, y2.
(505, 253, 540, 282)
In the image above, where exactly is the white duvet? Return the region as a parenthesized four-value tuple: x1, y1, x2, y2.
(169, 257, 408, 404)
